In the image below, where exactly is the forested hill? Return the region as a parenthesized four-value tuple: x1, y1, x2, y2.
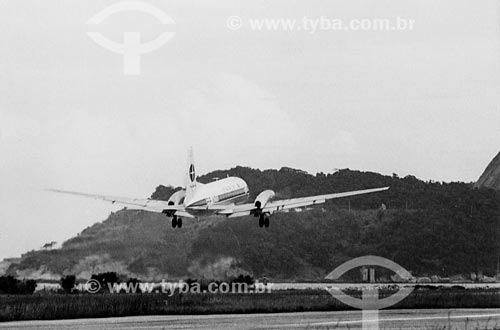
(150, 166, 500, 277)
(9, 167, 500, 281)
(153, 166, 484, 211)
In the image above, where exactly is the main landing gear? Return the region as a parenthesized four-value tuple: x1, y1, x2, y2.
(258, 215, 270, 228)
(171, 216, 182, 229)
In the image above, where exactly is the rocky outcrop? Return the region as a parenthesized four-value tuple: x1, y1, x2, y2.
(475, 151, 500, 190)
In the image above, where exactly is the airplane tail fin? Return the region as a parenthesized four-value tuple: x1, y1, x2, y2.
(185, 147, 197, 201)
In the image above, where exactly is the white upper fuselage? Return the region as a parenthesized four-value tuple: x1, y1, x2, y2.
(185, 177, 249, 213)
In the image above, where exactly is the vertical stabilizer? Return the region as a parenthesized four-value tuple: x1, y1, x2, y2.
(185, 147, 197, 202)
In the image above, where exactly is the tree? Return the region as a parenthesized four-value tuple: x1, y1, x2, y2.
(61, 275, 76, 293)
(18, 279, 37, 294)
(91, 272, 120, 292)
(0, 276, 20, 294)
(0, 276, 37, 294)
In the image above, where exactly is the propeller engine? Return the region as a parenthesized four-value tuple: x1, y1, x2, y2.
(164, 190, 186, 217)
(167, 190, 186, 206)
(254, 190, 275, 211)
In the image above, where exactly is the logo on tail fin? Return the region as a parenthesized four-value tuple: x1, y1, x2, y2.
(189, 164, 195, 182)
(185, 147, 197, 203)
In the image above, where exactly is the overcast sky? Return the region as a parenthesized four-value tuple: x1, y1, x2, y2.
(1, 0, 500, 259)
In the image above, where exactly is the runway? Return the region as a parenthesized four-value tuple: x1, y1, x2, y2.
(1, 309, 500, 330)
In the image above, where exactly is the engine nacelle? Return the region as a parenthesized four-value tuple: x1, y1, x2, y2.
(163, 190, 186, 217)
(254, 190, 275, 210)
(167, 190, 186, 206)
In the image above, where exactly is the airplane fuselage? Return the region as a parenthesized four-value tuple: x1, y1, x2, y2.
(185, 177, 249, 216)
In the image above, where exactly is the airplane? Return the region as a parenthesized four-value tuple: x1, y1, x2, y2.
(49, 149, 389, 229)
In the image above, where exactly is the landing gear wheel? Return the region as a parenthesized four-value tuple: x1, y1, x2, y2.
(177, 218, 182, 228)
(258, 216, 264, 227)
(264, 217, 270, 228)
(171, 217, 177, 228)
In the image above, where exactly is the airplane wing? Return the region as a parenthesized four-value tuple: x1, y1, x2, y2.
(220, 186, 389, 218)
(47, 189, 184, 213)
